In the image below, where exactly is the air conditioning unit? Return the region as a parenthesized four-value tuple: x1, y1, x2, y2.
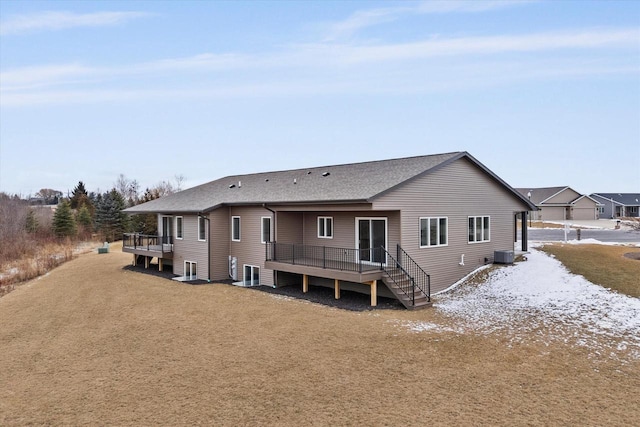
(494, 250, 514, 264)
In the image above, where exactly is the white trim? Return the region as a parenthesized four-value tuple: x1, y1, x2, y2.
(355, 217, 388, 265)
(243, 264, 260, 286)
(261, 216, 272, 244)
(419, 217, 448, 248)
(468, 216, 491, 244)
(197, 216, 207, 242)
(231, 216, 241, 242)
(175, 216, 183, 240)
(317, 216, 333, 239)
(184, 260, 197, 280)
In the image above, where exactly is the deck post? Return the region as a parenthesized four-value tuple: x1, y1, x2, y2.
(159, 258, 163, 272)
(334, 279, 340, 299)
(303, 274, 308, 293)
(370, 280, 377, 307)
(145, 256, 149, 269)
(132, 254, 136, 266)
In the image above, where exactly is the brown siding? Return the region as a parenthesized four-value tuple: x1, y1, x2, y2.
(229, 206, 275, 286)
(275, 211, 303, 244)
(372, 157, 530, 293)
(540, 206, 565, 220)
(209, 207, 230, 281)
(172, 215, 209, 280)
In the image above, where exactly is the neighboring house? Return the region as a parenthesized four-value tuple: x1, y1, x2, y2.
(124, 152, 536, 309)
(590, 193, 640, 218)
(515, 186, 600, 221)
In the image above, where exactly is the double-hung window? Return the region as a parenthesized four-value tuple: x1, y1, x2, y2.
(420, 217, 447, 247)
(198, 216, 206, 241)
(318, 216, 333, 239)
(261, 217, 272, 244)
(468, 216, 490, 243)
(176, 216, 183, 239)
(232, 216, 241, 242)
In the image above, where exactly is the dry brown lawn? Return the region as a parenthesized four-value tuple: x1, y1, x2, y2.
(1, 244, 638, 426)
(540, 243, 640, 298)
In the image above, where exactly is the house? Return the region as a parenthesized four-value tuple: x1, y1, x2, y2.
(590, 193, 640, 218)
(515, 186, 600, 221)
(124, 152, 536, 309)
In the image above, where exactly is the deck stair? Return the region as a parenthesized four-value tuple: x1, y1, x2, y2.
(380, 246, 431, 310)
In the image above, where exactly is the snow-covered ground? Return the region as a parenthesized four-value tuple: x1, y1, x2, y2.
(403, 245, 640, 362)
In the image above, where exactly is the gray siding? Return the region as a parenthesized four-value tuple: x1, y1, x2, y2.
(172, 215, 209, 279)
(540, 206, 565, 220)
(545, 188, 580, 204)
(372, 157, 529, 293)
(229, 206, 275, 286)
(275, 211, 303, 244)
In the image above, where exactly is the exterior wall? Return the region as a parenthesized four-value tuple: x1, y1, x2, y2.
(210, 207, 230, 281)
(229, 206, 275, 286)
(275, 211, 303, 244)
(572, 197, 598, 220)
(372, 157, 531, 293)
(539, 206, 566, 221)
(544, 188, 580, 204)
(172, 215, 209, 279)
(301, 210, 400, 250)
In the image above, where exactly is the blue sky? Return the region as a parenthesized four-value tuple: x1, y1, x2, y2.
(1, 0, 638, 197)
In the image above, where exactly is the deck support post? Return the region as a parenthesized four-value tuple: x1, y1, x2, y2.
(145, 256, 149, 269)
(334, 279, 340, 299)
(370, 280, 377, 307)
(159, 258, 163, 272)
(132, 254, 136, 266)
(303, 274, 308, 293)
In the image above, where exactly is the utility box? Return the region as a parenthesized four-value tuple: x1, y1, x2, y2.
(494, 250, 514, 264)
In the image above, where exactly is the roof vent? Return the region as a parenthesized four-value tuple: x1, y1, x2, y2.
(322, 172, 330, 177)
(307, 171, 312, 175)
(229, 184, 236, 189)
(265, 179, 269, 182)
(293, 178, 297, 185)
(238, 181, 242, 188)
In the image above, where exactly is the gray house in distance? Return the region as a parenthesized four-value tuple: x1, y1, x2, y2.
(515, 186, 600, 221)
(590, 193, 640, 218)
(124, 152, 536, 309)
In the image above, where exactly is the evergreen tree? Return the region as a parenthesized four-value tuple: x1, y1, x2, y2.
(130, 187, 160, 234)
(25, 209, 39, 233)
(95, 189, 129, 242)
(52, 200, 77, 237)
(70, 181, 88, 209)
(76, 205, 93, 236)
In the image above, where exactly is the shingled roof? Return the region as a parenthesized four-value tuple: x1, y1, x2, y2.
(592, 193, 640, 206)
(126, 151, 534, 214)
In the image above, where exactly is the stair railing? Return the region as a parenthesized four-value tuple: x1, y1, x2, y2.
(380, 247, 416, 306)
(395, 244, 431, 302)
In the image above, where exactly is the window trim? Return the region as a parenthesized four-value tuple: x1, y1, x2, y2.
(184, 260, 197, 280)
(197, 216, 207, 242)
(175, 216, 183, 240)
(317, 216, 334, 239)
(232, 216, 241, 242)
(261, 216, 272, 244)
(243, 264, 260, 286)
(468, 216, 491, 244)
(419, 217, 448, 248)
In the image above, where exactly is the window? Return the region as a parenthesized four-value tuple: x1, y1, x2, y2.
(232, 216, 241, 241)
(243, 265, 260, 286)
(629, 206, 639, 214)
(261, 217, 272, 243)
(318, 216, 333, 238)
(176, 216, 183, 239)
(198, 216, 206, 241)
(420, 217, 447, 247)
(184, 261, 197, 280)
(468, 216, 490, 243)
(598, 206, 605, 214)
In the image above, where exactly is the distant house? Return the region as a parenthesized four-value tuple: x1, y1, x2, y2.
(124, 152, 536, 309)
(590, 193, 640, 218)
(515, 186, 600, 221)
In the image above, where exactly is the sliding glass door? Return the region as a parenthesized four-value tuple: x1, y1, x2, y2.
(356, 218, 387, 264)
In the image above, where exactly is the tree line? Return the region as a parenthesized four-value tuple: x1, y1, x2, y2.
(0, 174, 184, 263)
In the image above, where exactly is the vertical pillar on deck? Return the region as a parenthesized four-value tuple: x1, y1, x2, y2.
(132, 254, 136, 266)
(303, 274, 308, 293)
(521, 211, 528, 252)
(145, 256, 149, 269)
(334, 279, 340, 299)
(159, 258, 163, 272)
(370, 280, 377, 307)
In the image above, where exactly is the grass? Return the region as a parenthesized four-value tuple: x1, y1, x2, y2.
(540, 244, 640, 298)
(0, 243, 638, 426)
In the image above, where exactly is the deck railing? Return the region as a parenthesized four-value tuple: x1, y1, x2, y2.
(123, 233, 173, 253)
(266, 242, 384, 273)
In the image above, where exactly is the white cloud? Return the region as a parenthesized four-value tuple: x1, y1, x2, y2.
(0, 11, 150, 35)
(324, 0, 536, 41)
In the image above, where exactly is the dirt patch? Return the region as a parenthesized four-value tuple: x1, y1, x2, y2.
(1, 244, 638, 426)
(624, 252, 640, 261)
